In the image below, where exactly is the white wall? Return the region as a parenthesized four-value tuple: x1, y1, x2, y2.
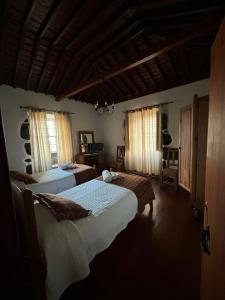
(97, 79, 210, 163)
(0, 79, 210, 171)
(0, 85, 100, 172)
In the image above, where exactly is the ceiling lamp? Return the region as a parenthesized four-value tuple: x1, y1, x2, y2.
(94, 99, 115, 115)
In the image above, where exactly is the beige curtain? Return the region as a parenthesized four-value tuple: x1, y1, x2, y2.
(29, 110, 52, 173)
(125, 107, 161, 175)
(55, 112, 73, 165)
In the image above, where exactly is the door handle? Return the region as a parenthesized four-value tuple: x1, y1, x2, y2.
(200, 225, 210, 254)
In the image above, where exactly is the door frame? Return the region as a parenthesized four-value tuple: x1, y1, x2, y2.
(179, 104, 193, 192)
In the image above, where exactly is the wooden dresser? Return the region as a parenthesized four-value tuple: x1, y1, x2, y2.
(75, 152, 105, 171)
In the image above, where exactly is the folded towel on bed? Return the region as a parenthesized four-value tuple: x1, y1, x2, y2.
(102, 170, 113, 182)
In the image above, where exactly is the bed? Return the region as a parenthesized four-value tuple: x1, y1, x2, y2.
(66, 163, 97, 185)
(13, 173, 155, 300)
(25, 164, 96, 194)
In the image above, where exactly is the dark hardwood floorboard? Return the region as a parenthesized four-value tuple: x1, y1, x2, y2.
(61, 180, 202, 300)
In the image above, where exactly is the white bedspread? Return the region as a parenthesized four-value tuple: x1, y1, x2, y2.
(34, 179, 137, 300)
(27, 168, 76, 194)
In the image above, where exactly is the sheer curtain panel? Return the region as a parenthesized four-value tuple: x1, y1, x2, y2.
(55, 112, 73, 165)
(29, 110, 52, 173)
(125, 107, 160, 175)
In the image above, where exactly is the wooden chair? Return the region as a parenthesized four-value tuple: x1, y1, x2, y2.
(160, 147, 179, 190)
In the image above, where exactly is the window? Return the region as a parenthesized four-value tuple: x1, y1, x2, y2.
(29, 110, 73, 172)
(46, 113, 58, 167)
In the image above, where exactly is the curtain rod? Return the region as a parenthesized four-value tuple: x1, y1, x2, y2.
(20, 106, 76, 115)
(123, 101, 173, 113)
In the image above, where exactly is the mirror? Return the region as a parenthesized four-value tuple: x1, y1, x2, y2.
(79, 131, 94, 153)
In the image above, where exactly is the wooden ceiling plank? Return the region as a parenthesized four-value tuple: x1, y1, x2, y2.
(98, 61, 125, 99)
(23, 0, 39, 30)
(103, 56, 132, 97)
(141, 3, 225, 21)
(36, 44, 54, 91)
(52, 10, 142, 93)
(38, 0, 63, 39)
(166, 52, 178, 81)
(14, 0, 40, 87)
(154, 58, 168, 86)
(132, 38, 158, 90)
(59, 60, 94, 96)
(58, 18, 217, 99)
(26, 38, 41, 90)
(112, 51, 142, 95)
(144, 62, 159, 90)
(109, 53, 138, 97)
(131, 0, 188, 10)
(65, 0, 112, 50)
(127, 41, 150, 92)
(53, 0, 87, 45)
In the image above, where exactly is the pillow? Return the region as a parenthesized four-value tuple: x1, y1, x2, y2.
(35, 193, 91, 222)
(10, 170, 38, 184)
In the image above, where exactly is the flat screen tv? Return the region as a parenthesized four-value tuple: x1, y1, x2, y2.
(87, 143, 104, 153)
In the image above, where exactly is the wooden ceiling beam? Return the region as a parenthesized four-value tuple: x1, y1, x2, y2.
(141, 3, 225, 21)
(22, 0, 39, 30)
(46, 51, 68, 94)
(102, 57, 132, 98)
(53, 1, 87, 45)
(99, 59, 128, 98)
(58, 19, 216, 99)
(131, 0, 188, 10)
(166, 52, 178, 82)
(154, 58, 168, 86)
(126, 42, 150, 92)
(67, 11, 140, 58)
(38, 0, 63, 39)
(108, 54, 137, 97)
(26, 38, 41, 90)
(65, 1, 112, 50)
(60, 61, 94, 96)
(132, 39, 157, 91)
(112, 51, 142, 95)
(52, 9, 141, 94)
(36, 44, 54, 91)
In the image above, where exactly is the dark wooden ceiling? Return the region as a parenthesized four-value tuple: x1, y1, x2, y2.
(0, 0, 224, 105)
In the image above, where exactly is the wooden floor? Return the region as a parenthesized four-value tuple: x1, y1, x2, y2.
(62, 180, 202, 300)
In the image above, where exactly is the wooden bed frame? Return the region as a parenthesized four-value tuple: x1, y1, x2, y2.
(18, 175, 154, 299)
(20, 189, 47, 300)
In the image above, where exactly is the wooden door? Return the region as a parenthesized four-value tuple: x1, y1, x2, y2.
(201, 18, 225, 300)
(191, 95, 209, 206)
(179, 105, 192, 191)
(0, 110, 27, 299)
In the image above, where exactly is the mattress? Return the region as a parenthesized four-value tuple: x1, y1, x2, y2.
(34, 179, 138, 300)
(27, 168, 76, 194)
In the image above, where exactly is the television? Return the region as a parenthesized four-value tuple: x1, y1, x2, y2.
(87, 143, 104, 153)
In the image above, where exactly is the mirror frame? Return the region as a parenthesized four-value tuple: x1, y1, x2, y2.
(78, 131, 95, 153)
